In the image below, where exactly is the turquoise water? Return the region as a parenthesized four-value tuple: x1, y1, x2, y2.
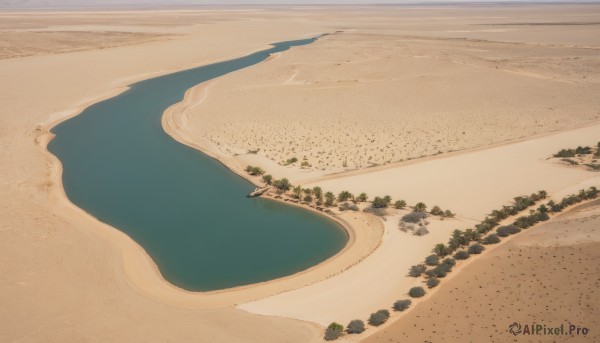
(48, 37, 347, 291)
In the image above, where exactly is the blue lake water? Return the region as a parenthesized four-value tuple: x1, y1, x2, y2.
(48, 37, 347, 291)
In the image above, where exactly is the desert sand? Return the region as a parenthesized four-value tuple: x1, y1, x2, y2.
(181, 6, 600, 172)
(1, 4, 600, 343)
(362, 199, 600, 343)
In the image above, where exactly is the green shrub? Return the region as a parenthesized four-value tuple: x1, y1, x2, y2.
(372, 196, 390, 208)
(285, 157, 298, 165)
(443, 210, 455, 218)
(408, 286, 426, 298)
(433, 243, 451, 257)
(414, 202, 427, 212)
(324, 322, 343, 341)
(441, 257, 456, 267)
(338, 190, 353, 202)
(394, 200, 407, 209)
(553, 149, 576, 158)
(454, 250, 470, 260)
(262, 174, 273, 185)
(426, 277, 440, 288)
(273, 178, 291, 191)
(414, 227, 429, 236)
(356, 193, 368, 202)
(425, 254, 439, 266)
(483, 233, 500, 244)
(393, 299, 412, 311)
(467, 243, 485, 254)
(432, 265, 448, 277)
(496, 226, 510, 237)
(409, 264, 427, 277)
(346, 320, 365, 334)
(368, 310, 390, 326)
(430, 206, 444, 216)
(245, 165, 265, 176)
(324, 192, 336, 207)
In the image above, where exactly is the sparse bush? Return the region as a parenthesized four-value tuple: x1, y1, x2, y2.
(304, 195, 313, 202)
(426, 277, 440, 288)
(346, 320, 365, 334)
(496, 226, 510, 237)
(454, 250, 470, 260)
(441, 257, 456, 267)
(553, 149, 576, 158)
(394, 200, 407, 209)
(425, 254, 439, 266)
(467, 243, 485, 254)
(393, 299, 412, 311)
(324, 322, 344, 341)
(506, 224, 521, 234)
(356, 193, 368, 202)
(402, 211, 428, 223)
(475, 223, 492, 234)
(339, 202, 359, 211)
(483, 233, 500, 244)
(409, 264, 427, 277)
(430, 206, 443, 216)
(363, 207, 387, 217)
(414, 202, 427, 212)
(443, 210, 455, 218)
(408, 286, 426, 298)
(285, 157, 298, 165)
(368, 310, 390, 326)
(414, 227, 429, 236)
(432, 265, 449, 277)
(245, 165, 265, 176)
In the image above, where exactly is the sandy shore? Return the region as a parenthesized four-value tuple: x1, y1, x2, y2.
(2, 4, 600, 343)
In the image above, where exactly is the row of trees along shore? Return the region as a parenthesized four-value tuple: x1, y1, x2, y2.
(246, 165, 455, 218)
(323, 187, 598, 340)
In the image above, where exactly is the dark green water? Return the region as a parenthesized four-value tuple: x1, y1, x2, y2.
(48, 37, 347, 291)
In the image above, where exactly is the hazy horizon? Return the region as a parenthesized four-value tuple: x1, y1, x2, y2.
(2, 0, 598, 9)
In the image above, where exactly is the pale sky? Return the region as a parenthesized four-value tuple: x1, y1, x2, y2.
(0, 0, 593, 8)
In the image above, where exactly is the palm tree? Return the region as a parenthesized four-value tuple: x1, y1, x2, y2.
(357, 193, 368, 202)
(324, 192, 336, 207)
(394, 200, 407, 209)
(414, 202, 427, 212)
(312, 186, 323, 199)
(433, 243, 450, 257)
(273, 178, 291, 192)
(463, 228, 480, 242)
(338, 190, 353, 202)
(292, 185, 302, 199)
(304, 188, 313, 196)
(538, 190, 547, 199)
(262, 174, 273, 185)
(383, 195, 392, 206)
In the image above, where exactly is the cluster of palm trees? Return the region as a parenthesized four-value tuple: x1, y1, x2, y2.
(406, 187, 598, 303)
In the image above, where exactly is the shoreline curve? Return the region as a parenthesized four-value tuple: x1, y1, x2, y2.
(36, 35, 385, 310)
